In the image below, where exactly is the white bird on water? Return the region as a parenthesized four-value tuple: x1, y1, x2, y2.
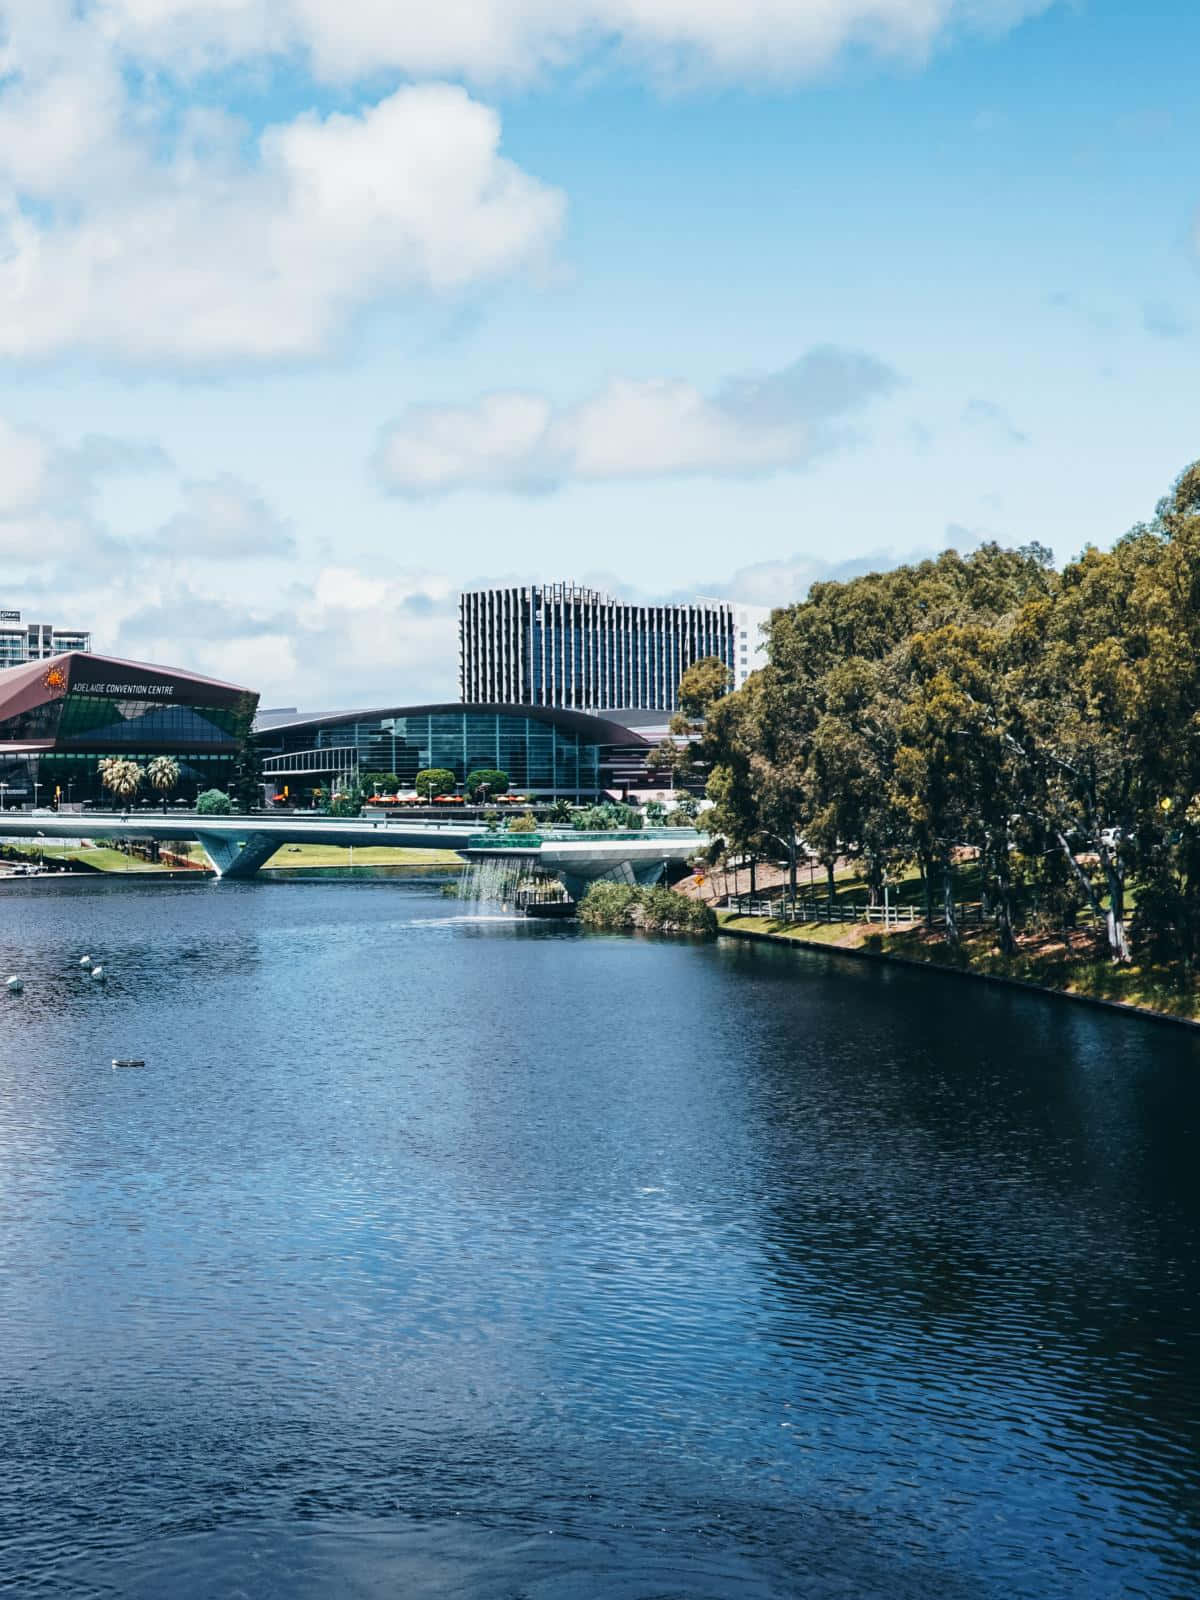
(6, 975, 22, 992)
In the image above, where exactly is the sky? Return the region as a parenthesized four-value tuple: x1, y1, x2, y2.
(1, 0, 1198, 707)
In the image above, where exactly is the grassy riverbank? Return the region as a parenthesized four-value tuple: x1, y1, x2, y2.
(4, 844, 178, 874)
(262, 844, 464, 869)
(718, 910, 1200, 1024)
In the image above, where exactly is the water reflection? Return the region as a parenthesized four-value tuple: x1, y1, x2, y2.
(0, 877, 1196, 1598)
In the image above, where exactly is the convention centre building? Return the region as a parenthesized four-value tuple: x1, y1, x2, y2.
(253, 703, 657, 802)
(0, 651, 259, 806)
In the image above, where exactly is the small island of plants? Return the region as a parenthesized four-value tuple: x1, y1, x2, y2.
(578, 882, 717, 936)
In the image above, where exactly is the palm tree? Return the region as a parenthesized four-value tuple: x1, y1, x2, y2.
(98, 757, 144, 807)
(147, 755, 180, 812)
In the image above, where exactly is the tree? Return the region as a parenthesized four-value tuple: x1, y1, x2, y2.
(230, 738, 264, 812)
(360, 771, 400, 796)
(328, 782, 364, 817)
(196, 788, 233, 815)
(146, 755, 180, 810)
(647, 656, 732, 790)
(465, 767, 509, 800)
(416, 768, 457, 800)
(98, 757, 143, 804)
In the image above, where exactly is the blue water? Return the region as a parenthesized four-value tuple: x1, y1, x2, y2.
(1, 875, 1198, 1598)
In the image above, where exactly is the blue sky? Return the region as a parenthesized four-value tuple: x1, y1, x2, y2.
(1, 0, 1197, 705)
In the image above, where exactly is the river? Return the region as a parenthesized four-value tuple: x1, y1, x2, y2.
(0, 874, 1197, 1598)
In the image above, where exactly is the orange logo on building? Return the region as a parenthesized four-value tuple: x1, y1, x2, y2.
(42, 664, 68, 694)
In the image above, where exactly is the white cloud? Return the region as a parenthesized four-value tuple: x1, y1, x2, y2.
(374, 346, 902, 495)
(0, 421, 52, 515)
(151, 475, 295, 558)
(113, 567, 462, 705)
(0, 8, 563, 363)
(96, 0, 1053, 83)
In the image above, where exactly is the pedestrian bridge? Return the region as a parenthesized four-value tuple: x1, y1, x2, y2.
(0, 812, 704, 896)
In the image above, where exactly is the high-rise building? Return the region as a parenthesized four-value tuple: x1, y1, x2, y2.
(0, 609, 91, 670)
(458, 583, 770, 713)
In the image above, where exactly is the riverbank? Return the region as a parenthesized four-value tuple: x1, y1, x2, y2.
(718, 910, 1200, 1029)
(262, 844, 464, 869)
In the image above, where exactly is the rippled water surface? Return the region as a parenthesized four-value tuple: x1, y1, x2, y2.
(1, 875, 1198, 1598)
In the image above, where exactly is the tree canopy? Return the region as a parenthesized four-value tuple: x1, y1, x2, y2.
(465, 768, 510, 799)
(696, 471, 1200, 966)
(415, 768, 457, 799)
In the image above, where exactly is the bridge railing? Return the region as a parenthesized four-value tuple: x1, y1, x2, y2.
(466, 834, 544, 850)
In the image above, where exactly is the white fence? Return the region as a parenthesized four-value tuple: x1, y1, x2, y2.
(728, 893, 990, 928)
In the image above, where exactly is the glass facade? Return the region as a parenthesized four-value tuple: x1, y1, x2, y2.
(0, 653, 258, 805)
(255, 705, 651, 797)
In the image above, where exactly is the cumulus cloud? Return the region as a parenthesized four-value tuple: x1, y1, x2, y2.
(374, 346, 902, 496)
(0, 421, 53, 515)
(0, 5, 562, 363)
(151, 476, 295, 559)
(113, 567, 463, 705)
(96, 0, 1054, 84)
(0, 2, 1052, 367)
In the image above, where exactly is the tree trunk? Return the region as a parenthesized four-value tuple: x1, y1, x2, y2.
(825, 861, 837, 918)
(1099, 847, 1130, 963)
(994, 850, 1015, 955)
(942, 857, 959, 944)
(789, 836, 797, 900)
(750, 854, 757, 898)
(920, 852, 934, 926)
(866, 851, 884, 908)
(1055, 830, 1124, 961)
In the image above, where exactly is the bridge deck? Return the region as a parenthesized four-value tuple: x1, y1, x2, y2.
(0, 812, 703, 885)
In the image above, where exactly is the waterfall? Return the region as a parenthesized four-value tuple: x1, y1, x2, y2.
(458, 856, 538, 910)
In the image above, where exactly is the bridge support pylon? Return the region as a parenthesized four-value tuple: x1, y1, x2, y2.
(196, 831, 278, 879)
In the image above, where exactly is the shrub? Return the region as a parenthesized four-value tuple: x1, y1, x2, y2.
(578, 882, 716, 936)
(465, 768, 510, 800)
(196, 788, 233, 815)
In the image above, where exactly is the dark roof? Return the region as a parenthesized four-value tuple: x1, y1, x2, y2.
(0, 650, 256, 724)
(253, 702, 650, 747)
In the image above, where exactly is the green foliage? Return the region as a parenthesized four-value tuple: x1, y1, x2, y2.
(328, 783, 363, 817)
(465, 767, 509, 799)
(230, 738, 263, 812)
(196, 788, 233, 815)
(506, 812, 539, 833)
(695, 479, 1200, 967)
(415, 768, 457, 800)
(644, 799, 667, 825)
(360, 771, 400, 795)
(98, 757, 144, 801)
(571, 801, 642, 831)
(146, 755, 180, 796)
(578, 882, 717, 935)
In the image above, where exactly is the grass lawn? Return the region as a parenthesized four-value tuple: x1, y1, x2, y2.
(262, 844, 465, 869)
(719, 909, 1200, 1023)
(6, 844, 177, 873)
